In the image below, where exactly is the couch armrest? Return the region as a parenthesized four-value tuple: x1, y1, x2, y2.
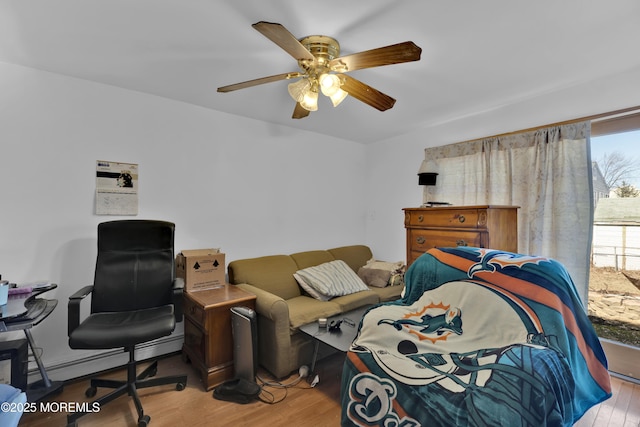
(235, 282, 292, 378)
(235, 283, 289, 322)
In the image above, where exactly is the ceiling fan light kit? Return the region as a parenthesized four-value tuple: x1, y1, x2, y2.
(328, 87, 348, 107)
(319, 74, 341, 96)
(287, 78, 311, 102)
(300, 87, 319, 111)
(217, 21, 422, 119)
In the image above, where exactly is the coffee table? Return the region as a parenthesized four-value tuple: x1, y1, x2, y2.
(298, 305, 372, 377)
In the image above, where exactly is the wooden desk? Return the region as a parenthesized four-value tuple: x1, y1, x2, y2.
(182, 284, 256, 390)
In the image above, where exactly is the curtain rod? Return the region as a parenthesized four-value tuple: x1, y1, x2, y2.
(453, 105, 640, 144)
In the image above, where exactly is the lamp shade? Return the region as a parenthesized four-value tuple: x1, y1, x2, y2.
(418, 172, 438, 186)
(329, 88, 348, 107)
(418, 159, 438, 185)
(288, 78, 311, 102)
(300, 89, 318, 111)
(418, 159, 437, 173)
(319, 74, 341, 96)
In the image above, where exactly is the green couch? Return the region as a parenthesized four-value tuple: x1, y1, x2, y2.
(227, 245, 403, 378)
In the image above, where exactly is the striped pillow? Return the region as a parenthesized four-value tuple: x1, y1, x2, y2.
(295, 260, 369, 299)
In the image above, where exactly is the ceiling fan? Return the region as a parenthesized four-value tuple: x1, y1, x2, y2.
(217, 21, 422, 119)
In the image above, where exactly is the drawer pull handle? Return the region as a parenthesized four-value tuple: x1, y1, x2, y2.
(417, 215, 424, 222)
(458, 215, 466, 223)
(416, 236, 426, 244)
(456, 239, 468, 246)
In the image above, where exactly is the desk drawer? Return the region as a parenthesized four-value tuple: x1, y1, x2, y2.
(183, 296, 206, 327)
(183, 317, 207, 365)
(405, 208, 482, 228)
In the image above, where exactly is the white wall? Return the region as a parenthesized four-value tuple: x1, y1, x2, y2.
(0, 62, 367, 379)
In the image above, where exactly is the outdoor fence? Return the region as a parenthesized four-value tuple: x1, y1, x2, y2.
(592, 245, 640, 271)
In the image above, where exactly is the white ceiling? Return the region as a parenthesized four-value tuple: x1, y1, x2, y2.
(1, 0, 639, 144)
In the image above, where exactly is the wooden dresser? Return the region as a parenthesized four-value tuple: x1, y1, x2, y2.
(403, 205, 518, 267)
(182, 284, 256, 390)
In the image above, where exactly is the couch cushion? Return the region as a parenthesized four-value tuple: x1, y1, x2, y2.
(295, 260, 369, 299)
(330, 290, 379, 312)
(328, 245, 373, 272)
(290, 250, 335, 270)
(358, 267, 390, 288)
(368, 284, 404, 302)
(290, 250, 337, 299)
(287, 296, 341, 329)
(228, 255, 301, 300)
(358, 258, 405, 288)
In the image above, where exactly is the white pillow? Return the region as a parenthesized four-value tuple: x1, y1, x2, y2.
(294, 273, 331, 301)
(295, 260, 369, 299)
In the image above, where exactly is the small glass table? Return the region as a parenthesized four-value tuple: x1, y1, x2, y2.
(0, 284, 64, 402)
(298, 305, 372, 376)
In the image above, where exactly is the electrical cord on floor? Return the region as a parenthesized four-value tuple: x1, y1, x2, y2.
(256, 382, 287, 404)
(255, 365, 313, 404)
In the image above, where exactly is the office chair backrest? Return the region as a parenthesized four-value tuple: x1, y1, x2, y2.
(91, 220, 175, 313)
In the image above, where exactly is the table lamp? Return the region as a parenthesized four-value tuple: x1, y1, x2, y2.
(418, 160, 438, 206)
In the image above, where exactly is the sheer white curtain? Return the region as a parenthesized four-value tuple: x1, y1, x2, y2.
(422, 122, 593, 304)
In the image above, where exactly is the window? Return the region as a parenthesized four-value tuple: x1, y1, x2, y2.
(589, 112, 640, 380)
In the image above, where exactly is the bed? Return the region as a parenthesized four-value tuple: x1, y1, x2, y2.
(340, 247, 611, 426)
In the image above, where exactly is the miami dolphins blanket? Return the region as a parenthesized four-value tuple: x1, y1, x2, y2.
(340, 247, 611, 427)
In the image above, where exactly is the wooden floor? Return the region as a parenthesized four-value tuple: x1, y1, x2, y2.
(574, 375, 640, 427)
(19, 352, 344, 427)
(18, 353, 640, 427)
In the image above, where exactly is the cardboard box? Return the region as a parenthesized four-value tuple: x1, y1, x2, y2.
(176, 249, 225, 292)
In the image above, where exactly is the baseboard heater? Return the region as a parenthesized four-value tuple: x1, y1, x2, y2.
(28, 334, 184, 384)
(600, 338, 640, 383)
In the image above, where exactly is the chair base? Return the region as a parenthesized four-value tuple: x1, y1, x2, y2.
(66, 349, 187, 427)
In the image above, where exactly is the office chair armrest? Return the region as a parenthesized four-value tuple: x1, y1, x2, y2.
(173, 277, 184, 291)
(70, 285, 94, 300)
(172, 278, 184, 322)
(68, 285, 94, 335)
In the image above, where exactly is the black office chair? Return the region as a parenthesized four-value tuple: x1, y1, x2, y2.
(67, 220, 187, 427)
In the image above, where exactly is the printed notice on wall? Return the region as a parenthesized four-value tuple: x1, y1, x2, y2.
(95, 160, 138, 215)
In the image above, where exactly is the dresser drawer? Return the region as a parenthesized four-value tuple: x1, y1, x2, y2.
(405, 208, 483, 228)
(409, 229, 483, 252)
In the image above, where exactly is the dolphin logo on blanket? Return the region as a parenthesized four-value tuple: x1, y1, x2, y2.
(378, 306, 463, 336)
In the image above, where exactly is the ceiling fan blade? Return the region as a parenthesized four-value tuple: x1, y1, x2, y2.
(340, 75, 396, 111)
(292, 102, 310, 119)
(329, 41, 422, 72)
(217, 72, 301, 93)
(252, 21, 315, 62)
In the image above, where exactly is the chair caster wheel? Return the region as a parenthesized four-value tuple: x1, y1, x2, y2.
(138, 415, 150, 426)
(176, 382, 186, 391)
(85, 386, 97, 397)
